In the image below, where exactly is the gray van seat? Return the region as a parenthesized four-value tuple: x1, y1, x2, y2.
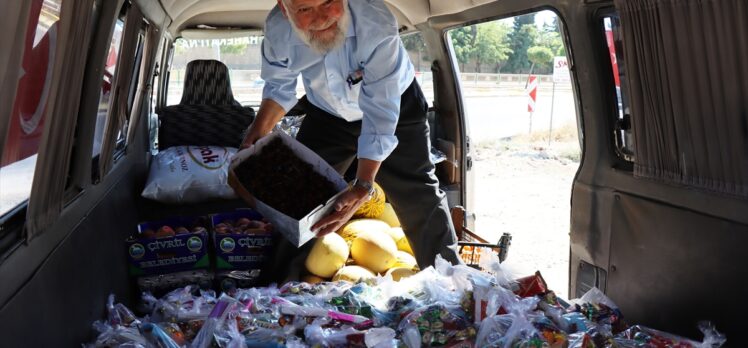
(158, 104, 254, 149)
(180, 59, 241, 106)
(158, 59, 254, 149)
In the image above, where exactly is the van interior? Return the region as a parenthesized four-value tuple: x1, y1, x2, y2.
(1, 0, 746, 346)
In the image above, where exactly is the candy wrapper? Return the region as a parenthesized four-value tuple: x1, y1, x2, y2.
(530, 314, 568, 348)
(327, 288, 398, 328)
(567, 287, 627, 334)
(512, 271, 548, 298)
(398, 304, 476, 347)
(277, 115, 305, 138)
(139, 322, 182, 348)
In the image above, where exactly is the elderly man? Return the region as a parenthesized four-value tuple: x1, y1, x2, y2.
(242, 0, 461, 271)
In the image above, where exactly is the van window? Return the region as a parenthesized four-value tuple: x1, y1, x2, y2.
(167, 34, 272, 107)
(447, 10, 576, 297)
(92, 18, 125, 158)
(401, 32, 434, 105)
(91, 9, 147, 179)
(1, 0, 63, 217)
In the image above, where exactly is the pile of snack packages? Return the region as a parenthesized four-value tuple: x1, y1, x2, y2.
(87, 248, 725, 347)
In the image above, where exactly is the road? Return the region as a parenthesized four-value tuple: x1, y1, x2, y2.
(462, 87, 577, 142)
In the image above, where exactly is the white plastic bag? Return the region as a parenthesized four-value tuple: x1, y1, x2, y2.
(142, 146, 237, 203)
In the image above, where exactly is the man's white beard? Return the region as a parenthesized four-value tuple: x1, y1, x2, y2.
(288, 2, 350, 54)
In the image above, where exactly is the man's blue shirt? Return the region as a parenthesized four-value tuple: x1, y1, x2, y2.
(261, 0, 415, 161)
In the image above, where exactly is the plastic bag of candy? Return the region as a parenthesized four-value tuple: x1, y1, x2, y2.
(529, 313, 568, 348)
(398, 303, 476, 348)
(326, 287, 401, 329)
(105, 294, 141, 327)
(613, 322, 725, 348)
(138, 322, 182, 348)
(146, 286, 218, 324)
(475, 294, 549, 348)
(477, 247, 515, 289)
(213, 309, 247, 348)
(191, 295, 240, 348)
(475, 313, 546, 348)
(87, 295, 147, 348)
(470, 273, 520, 324)
(304, 317, 367, 347)
(567, 287, 627, 334)
(88, 321, 147, 348)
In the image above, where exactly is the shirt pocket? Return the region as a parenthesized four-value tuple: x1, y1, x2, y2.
(344, 81, 362, 105)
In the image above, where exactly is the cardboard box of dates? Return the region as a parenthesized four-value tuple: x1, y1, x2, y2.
(125, 216, 211, 276)
(210, 209, 275, 270)
(228, 131, 347, 247)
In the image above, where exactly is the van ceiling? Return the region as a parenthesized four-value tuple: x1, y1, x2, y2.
(158, 0, 496, 36)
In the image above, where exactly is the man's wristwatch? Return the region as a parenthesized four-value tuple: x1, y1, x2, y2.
(351, 178, 375, 198)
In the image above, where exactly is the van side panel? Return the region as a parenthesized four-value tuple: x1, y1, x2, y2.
(606, 192, 746, 340)
(0, 163, 143, 346)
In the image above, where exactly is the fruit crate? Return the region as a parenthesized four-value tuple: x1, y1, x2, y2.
(451, 206, 511, 268)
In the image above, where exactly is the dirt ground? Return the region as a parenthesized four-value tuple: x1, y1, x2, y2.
(470, 124, 580, 299)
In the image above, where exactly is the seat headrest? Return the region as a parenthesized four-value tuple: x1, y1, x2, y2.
(179, 59, 241, 106)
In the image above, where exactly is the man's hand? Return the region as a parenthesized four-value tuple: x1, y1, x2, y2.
(240, 126, 269, 149)
(312, 159, 382, 236)
(240, 99, 288, 149)
(312, 185, 370, 236)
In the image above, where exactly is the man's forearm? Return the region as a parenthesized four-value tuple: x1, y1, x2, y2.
(356, 158, 381, 182)
(250, 98, 288, 135)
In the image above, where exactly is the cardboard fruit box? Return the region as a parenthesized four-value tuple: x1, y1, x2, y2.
(228, 131, 347, 247)
(210, 209, 276, 270)
(125, 216, 211, 276)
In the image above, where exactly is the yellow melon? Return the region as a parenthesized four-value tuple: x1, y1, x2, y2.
(333, 265, 376, 283)
(353, 183, 386, 219)
(397, 236, 414, 256)
(392, 250, 417, 269)
(383, 226, 405, 243)
(338, 219, 390, 246)
(379, 203, 401, 227)
(385, 267, 417, 281)
(301, 274, 326, 284)
(385, 227, 414, 256)
(304, 233, 349, 278)
(351, 230, 398, 273)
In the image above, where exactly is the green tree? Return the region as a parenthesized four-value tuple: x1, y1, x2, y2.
(505, 14, 537, 73)
(449, 25, 477, 71)
(527, 46, 554, 75)
(473, 22, 513, 73)
(401, 33, 429, 71)
(220, 42, 248, 55)
(538, 17, 566, 59)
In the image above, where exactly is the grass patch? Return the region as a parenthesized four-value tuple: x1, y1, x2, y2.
(475, 121, 581, 163)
